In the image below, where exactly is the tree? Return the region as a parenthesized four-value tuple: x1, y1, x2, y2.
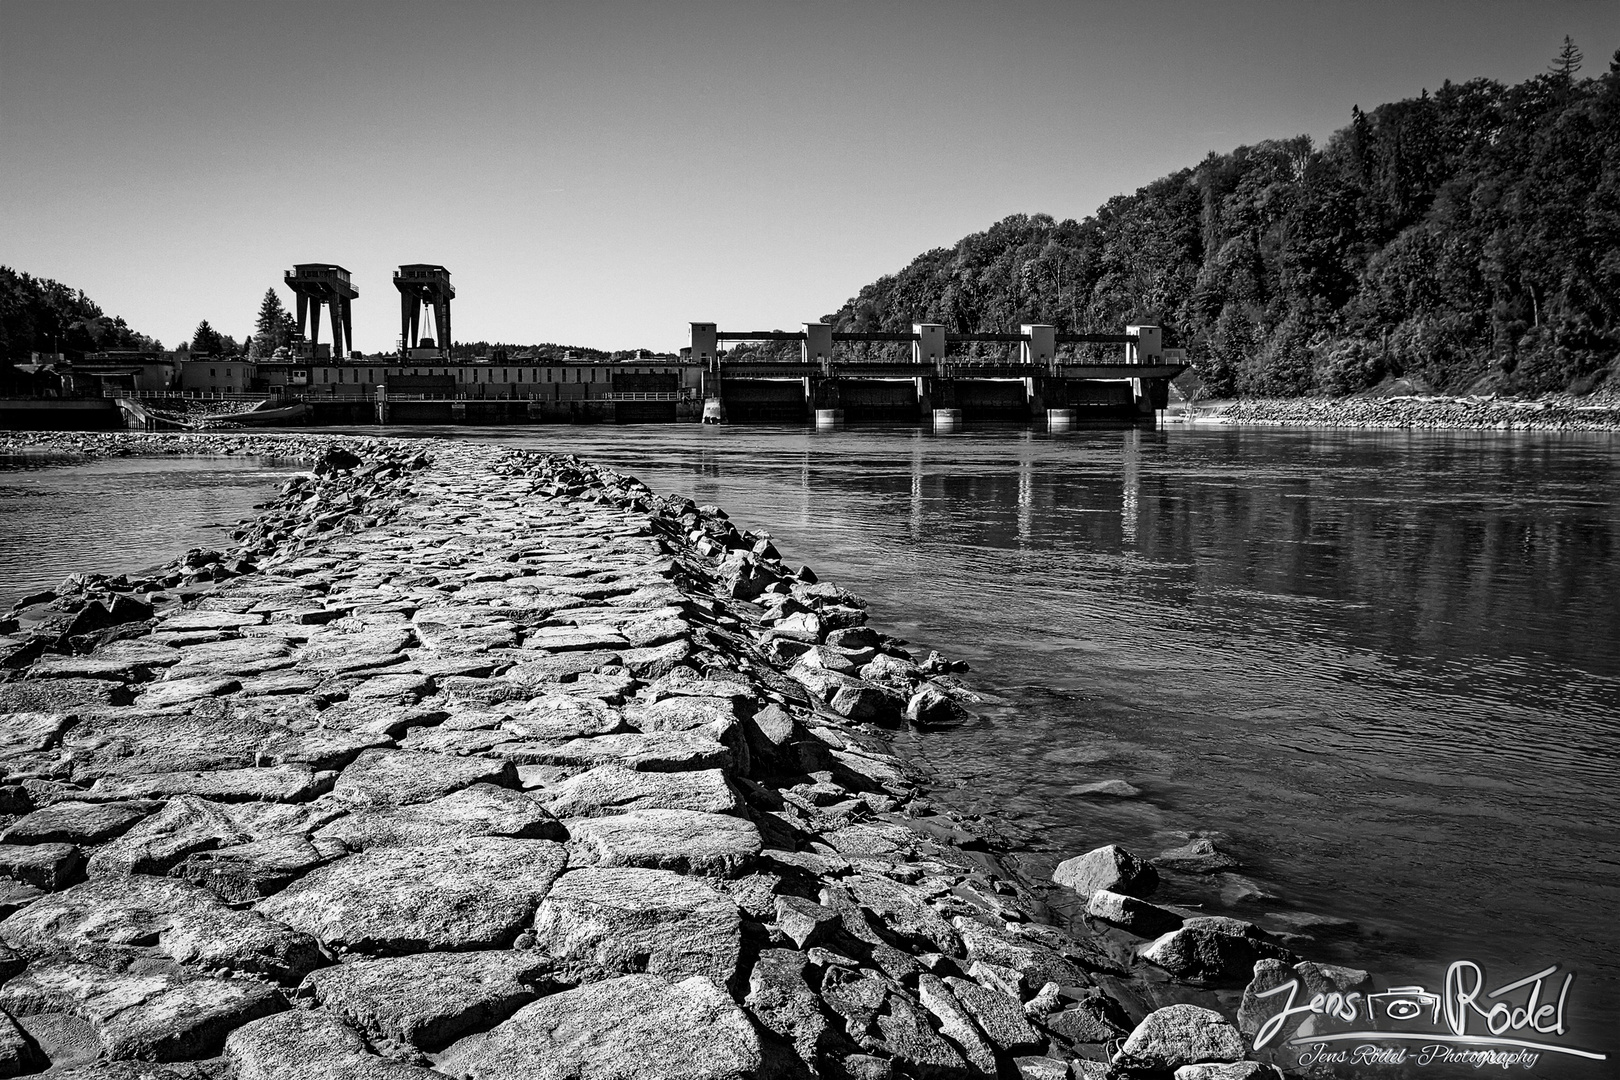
(190, 319, 224, 355)
(252, 289, 293, 357)
(1549, 36, 1583, 80)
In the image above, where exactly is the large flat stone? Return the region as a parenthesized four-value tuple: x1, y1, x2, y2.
(495, 731, 730, 772)
(499, 696, 627, 740)
(179, 834, 346, 903)
(316, 784, 564, 849)
(135, 677, 242, 710)
(540, 765, 740, 818)
(0, 959, 282, 1062)
(1, 875, 322, 983)
(301, 950, 553, 1050)
(564, 809, 761, 877)
(83, 765, 330, 804)
(0, 680, 124, 713)
(157, 611, 265, 632)
(627, 696, 738, 733)
(254, 729, 391, 771)
(0, 842, 82, 890)
(61, 707, 280, 781)
(331, 749, 516, 807)
(1112, 1004, 1245, 1072)
(85, 795, 249, 876)
(436, 973, 761, 1080)
(255, 837, 567, 955)
(532, 867, 741, 986)
(0, 800, 158, 845)
(226, 1008, 448, 1080)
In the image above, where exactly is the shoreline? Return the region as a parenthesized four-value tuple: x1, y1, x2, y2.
(0, 431, 1555, 1079)
(1169, 394, 1620, 433)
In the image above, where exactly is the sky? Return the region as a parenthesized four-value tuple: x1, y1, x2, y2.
(3, 1, 1617, 354)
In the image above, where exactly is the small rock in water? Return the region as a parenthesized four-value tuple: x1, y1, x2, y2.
(1069, 779, 1142, 798)
(1052, 844, 1158, 899)
(1156, 837, 1240, 873)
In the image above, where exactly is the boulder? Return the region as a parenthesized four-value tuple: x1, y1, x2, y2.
(1, 800, 158, 845)
(564, 809, 761, 877)
(541, 765, 740, 818)
(0, 959, 282, 1062)
(1, 874, 322, 983)
(744, 949, 828, 1075)
(1140, 927, 1295, 987)
(1112, 1004, 1245, 1072)
(1085, 889, 1184, 937)
(942, 975, 1042, 1054)
(845, 874, 962, 956)
(255, 837, 567, 955)
(300, 950, 553, 1050)
(178, 834, 345, 903)
(316, 783, 564, 849)
(904, 684, 971, 727)
(532, 867, 742, 986)
(500, 695, 627, 740)
(436, 973, 762, 1080)
(496, 731, 731, 773)
(916, 974, 997, 1074)
(1052, 844, 1158, 899)
(226, 1007, 446, 1079)
(82, 764, 331, 804)
(85, 795, 249, 877)
(0, 842, 82, 890)
(331, 749, 516, 808)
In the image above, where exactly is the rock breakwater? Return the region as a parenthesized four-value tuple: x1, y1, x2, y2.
(0, 433, 1355, 1078)
(1195, 394, 1620, 431)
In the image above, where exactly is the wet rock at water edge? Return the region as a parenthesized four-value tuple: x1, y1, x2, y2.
(1112, 1004, 1246, 1072)
(1085, 888, 1184, 937)
(1139, 926, 1295, 987)
(1052, 844, 1158, 899)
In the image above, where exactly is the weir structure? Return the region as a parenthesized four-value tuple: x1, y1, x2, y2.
(394, 264, 455, 361)
(691, 322, 1188, 426)
(283, 265, 359, 360)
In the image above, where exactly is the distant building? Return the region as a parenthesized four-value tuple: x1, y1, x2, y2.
(178, 359, 254, 394)
(68, 352, 178, 394)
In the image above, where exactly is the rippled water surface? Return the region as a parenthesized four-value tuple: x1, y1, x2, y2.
(0, 454, 301, 600)
(4, 425, 1618, 1051)
(422, 423, 1620, 1047)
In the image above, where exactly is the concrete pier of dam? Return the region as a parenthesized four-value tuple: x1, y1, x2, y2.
(0, 432, 1356, 1078)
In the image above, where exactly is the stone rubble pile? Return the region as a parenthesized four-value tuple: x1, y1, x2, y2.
(0, 435, 1342, 1079)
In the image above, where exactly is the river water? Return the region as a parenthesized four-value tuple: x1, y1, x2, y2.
(2, 425, 1617, 1055)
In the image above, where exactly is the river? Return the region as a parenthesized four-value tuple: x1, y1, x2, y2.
(3, 424, 1617, 1049)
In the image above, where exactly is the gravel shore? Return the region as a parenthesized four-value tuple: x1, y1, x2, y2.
(1174, 393, 1620, 432)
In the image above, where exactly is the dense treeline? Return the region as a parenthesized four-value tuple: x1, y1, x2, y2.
(825, 42, 1620, 397)
(0, 267, 163, 361)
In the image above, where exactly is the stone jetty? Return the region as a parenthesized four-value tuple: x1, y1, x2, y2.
(1197, 392, 1620, 431)
(0, 434, 1329, 1079)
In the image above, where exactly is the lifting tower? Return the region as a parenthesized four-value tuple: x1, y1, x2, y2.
(394, 265, 454, 358)
(283, 264, 359, 358)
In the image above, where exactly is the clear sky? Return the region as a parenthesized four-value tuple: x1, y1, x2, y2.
(3, 1, 1615, 354)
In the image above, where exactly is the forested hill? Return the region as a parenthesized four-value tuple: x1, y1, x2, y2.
(824, 43, 1620, 398)
(0, 268, 163, 361)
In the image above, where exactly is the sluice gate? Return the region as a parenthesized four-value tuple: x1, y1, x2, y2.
(695, 322, 1188, 426)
